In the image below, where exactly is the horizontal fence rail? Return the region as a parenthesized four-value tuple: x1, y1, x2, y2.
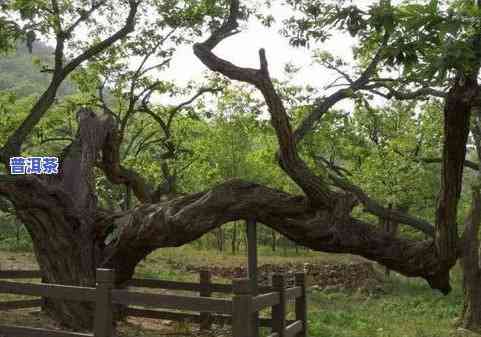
(112, 289, 233, 314)
(0, 325, 92, 337)
(125, 307, 294, 328)
(0, 280, 96, 302)
(0, 269, 44, 317)
(0, 270, 41, 279)
(126, 308, 232, 324)
(126, 308, 204, 323)
(127, 278, 273, 294)
(0, 299, 42, 310)
(285, 286, 302, 300)
(285, 320, 303, 337)
(252, 292, 280, 312)
(127, 278, 205, 291)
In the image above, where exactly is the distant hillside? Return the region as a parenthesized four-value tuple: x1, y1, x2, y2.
(0, 41, 74, 98)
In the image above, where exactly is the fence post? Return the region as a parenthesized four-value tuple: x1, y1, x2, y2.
(199, 270, 212, 330)
(247, 219, 259, 335)
(272, 274, 286, 337)
(232, 278, 254, 337)
(40, 275, 47, 312)
(295, 273, 307, 337)
(94, 269, 115, 337)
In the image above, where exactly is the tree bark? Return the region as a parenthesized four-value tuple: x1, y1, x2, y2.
(98, 179, 452, 293)
(272, 229, 277, 252)
(232, 222, 238, 254)
(5, 179, 98, 329)
(0, 109, 118, 329)
(460, 188, 481, 331)
(380, 204, 401, 277)
(435, 77, 479, 269)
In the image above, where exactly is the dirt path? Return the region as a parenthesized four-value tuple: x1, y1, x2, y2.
(0, 251, 38, 270)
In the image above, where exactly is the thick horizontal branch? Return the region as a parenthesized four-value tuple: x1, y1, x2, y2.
(0, 175, 76, 216)
(104, 179, 450, 293)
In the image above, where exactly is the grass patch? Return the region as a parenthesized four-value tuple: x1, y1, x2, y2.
(142, 245, 360, 269)
(307, 270, 464, 337)
(0, 236, 33, 252)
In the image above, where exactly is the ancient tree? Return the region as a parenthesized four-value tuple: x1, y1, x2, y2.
(1, 0, 481, 331)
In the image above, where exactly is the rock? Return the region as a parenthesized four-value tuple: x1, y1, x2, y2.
(323, 285, 341, 293)
(165, 260, 384, 292)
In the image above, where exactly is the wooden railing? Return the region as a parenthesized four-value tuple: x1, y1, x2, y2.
(126, 271, 307, 337)
(0, 270, 43, 311)
(0, 269, 307, 337)
(0, 269, 101, 337)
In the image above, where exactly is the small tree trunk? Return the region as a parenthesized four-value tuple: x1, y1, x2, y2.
(381, 204, 402, 278)
(123, 186, 132, 210)
(15, 218, 20, 244)
(435, 77, 477, 269)
(232, 222, 238, 254)
(460, 188, 481, 332)
(271, 229, 276, 252)
(236, 226, 242, 253)
(461, 271, 481, 332)
(215, 228, 224, 252)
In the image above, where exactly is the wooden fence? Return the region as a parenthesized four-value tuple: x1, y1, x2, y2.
(0, 268, 307, 337)
(0, 269, 42, 311)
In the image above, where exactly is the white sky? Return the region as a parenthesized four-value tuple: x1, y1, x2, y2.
(163, 2, 355, 86)
(158, 0, 387, 111)
(36, 0, 385, 110)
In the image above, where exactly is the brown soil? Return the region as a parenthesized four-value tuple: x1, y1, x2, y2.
(0, 251, 38, 270)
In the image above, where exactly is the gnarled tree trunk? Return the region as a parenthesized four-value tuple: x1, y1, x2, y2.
(5, 179, 98, 329)
(0, 109, 123, 329)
